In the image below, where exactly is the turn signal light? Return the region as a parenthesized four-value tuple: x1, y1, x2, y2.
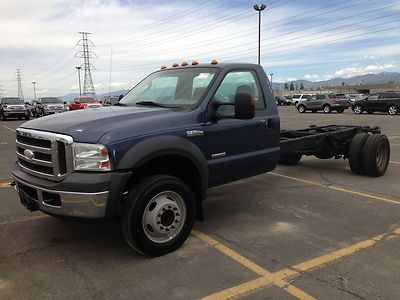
(211, 59, 218, 65)
(192, 60, 199, 65)
(181, 61, 188, 66)
(172, 63, 179, 67)
(160, 65, 167, 70)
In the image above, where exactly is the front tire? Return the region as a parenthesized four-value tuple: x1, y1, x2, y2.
(336, 108, 344, 113)
(362, 134, 390, 177)
(348, 133, 369, 175)
(388, 105, 398, 115)
(121, 175, 195, 257)
(353, 105, 362, 114)
(0, 112, 6, 121)
(297, 105, 306, 113)
(279, 153, 302, 165)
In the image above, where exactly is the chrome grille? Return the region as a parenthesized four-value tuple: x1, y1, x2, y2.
(16, 128, 73, 181)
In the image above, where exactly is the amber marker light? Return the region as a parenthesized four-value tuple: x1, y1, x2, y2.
(191, 60, 199, 65)
(211, 59, 218, 65)
(172, 63, 179, 67)
(181, 61, 188, 66)
(160, 65, 167, 70)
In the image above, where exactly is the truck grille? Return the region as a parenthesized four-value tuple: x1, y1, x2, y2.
(16, 128, 73, 181)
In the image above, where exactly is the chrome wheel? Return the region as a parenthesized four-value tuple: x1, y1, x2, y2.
(388, 105, 398, 115)
(353, 105, 362, 114)
(142, 191, 186, 244)
(298, 105, 305, 113)
(323, 105, 331, 113)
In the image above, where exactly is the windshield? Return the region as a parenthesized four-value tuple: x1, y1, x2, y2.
(120, 68, 218, 107)
(42, 97, 62, 104)
(2, 98, 23, 105)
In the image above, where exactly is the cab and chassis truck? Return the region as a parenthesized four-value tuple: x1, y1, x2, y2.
(12, 63, 391, 256)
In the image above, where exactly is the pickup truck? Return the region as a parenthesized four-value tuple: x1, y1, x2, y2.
(11, 62, 391, 256)
(68, 96, 102, 110)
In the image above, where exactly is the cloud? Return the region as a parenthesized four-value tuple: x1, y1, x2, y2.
(70, 85, 79, 90)
(364, 63, 395, 71)
(287, 77, 297, 82)
(304, 74, 320, 81)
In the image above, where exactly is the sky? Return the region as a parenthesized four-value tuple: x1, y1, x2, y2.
(0, 0, 399, 98)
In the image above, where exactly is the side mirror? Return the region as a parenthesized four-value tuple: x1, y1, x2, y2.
(63, 102, 67, 105)
(25, 102, 30, 105)
(234, 92, 255, 120)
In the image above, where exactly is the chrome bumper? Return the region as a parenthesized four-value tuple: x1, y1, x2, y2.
(13, 175, 109, 218)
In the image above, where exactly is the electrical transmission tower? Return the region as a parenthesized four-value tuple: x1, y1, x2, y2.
(75, 32, 97, 96)
(16, 69, 24, 100)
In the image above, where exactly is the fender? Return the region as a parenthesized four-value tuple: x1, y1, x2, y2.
(116, 135, 209, 205)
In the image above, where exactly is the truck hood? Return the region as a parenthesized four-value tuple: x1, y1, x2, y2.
(20, 106, 186, 143)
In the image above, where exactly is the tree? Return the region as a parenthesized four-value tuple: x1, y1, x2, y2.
(289, 82, 295, 91)
(295, 84, 299, 91)
(300, 82, 305, 90)
(284, 82, 289, 90)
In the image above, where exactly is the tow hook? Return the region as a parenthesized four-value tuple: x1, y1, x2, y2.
(10, 181, 16, 187)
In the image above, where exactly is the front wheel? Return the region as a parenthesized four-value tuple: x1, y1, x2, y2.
(297, 105, 306, 113)
(388, 105, 398, 115)
(336, 108, 344, 113)
(353, 105, 362, 114)
(323, 105, 331, 114)
(0, 112, 6, 121)
(121, 175, 195, 257)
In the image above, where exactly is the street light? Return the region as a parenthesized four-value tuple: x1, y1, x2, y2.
(32, 81, 37, 100)
(254, 3, 266, 65)
(76, 66, 82, 96)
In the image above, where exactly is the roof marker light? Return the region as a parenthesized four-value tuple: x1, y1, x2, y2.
(172, 63, 179, 67)
(181, 61, 188, 66)
(211, 59, 218, 65)
(191, 60, 199, 65)
(160, 65, 167, 70)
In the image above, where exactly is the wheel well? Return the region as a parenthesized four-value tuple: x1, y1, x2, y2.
(125, 154, 204, 220)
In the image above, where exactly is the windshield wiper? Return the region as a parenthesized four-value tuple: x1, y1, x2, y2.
(135, 101, 169, 108)
(114, 102, 127, 106)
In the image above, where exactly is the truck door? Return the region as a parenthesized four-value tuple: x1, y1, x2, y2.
(205, 70, 278, 186)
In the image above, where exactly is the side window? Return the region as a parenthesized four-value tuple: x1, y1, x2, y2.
(214, 71, 266, 110)
(192, 72, 214, 101)
(316, 94, 325, 100)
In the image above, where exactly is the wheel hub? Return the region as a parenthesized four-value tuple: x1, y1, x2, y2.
(142, 191, 185, 243)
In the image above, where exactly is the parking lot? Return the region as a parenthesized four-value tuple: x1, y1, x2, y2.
(1, 106, 399, 299)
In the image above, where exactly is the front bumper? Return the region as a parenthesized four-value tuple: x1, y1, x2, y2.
(4, 111, 29, 117)
(12, 163, 132, 219)
(43, 110, 66, 115)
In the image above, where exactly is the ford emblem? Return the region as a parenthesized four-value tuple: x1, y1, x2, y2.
(23, 149, 34, 160)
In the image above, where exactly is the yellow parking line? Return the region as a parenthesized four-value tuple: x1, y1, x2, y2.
(390, 161, 400, 165)
(193, 230, 316, 300)
(0, 183, 11, 188)
(201, 227, 400, 299)
(270, 172, 400, 206)
(2, 125, 16, 132)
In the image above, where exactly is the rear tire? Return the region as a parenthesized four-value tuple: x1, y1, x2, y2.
(323, 105, 331, 114)
(297, 105, 306, 113)
(337, 108, 344, 113)
(121, 175, 195, 257)
(279, 153, 302, 165)
(362, 134, 390, 177)
(367, 111, 374, 115)
(348, 133, 369, 175)
(388, 105, 398, 115)
(312, 110, 317, 113)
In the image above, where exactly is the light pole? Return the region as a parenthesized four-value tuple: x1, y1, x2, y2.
(270, 73, 274, 87)
(76, 66, 82, 96)
(254, 4, 266, 65)
(32, 81, 37, 100)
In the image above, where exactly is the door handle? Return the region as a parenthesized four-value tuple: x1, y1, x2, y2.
(267, 118, 274, 129)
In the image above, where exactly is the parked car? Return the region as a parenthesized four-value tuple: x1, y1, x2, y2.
(296, 93, 350, 113)
(34, 97, 66, 117)
(336, 94, 351, 103)
(0, 97, 30, 120)
(352, 92, 400, 115)
(68, 96, 102, 111)
(101, 95, 120, 106)
(275, 96, 291, 106)
(291, 94, 313, 105)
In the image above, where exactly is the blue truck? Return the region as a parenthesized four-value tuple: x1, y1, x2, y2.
(11, 62, 390, 256)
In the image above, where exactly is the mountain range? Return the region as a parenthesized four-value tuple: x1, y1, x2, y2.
(272, 72, 400, 90)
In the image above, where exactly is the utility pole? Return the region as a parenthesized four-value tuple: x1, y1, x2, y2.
(32, 81, 37, 100)
(254, 4, 266, 65)
(75, 32, 97, 97)
(16, 69, 24, 100)
(108, 48, 113, 98)
(270, 73, 274, 87)
(76, 66, 82, 96)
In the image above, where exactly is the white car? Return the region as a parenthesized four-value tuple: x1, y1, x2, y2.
(292, 94, 313, 105)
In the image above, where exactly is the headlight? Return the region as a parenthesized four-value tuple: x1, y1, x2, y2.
(72, 143, 111, 171)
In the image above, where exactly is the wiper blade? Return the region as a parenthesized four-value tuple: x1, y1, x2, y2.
(135, 101, 168, 108)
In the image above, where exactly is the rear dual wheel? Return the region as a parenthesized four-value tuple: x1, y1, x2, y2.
(348, 133, 390, 177)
